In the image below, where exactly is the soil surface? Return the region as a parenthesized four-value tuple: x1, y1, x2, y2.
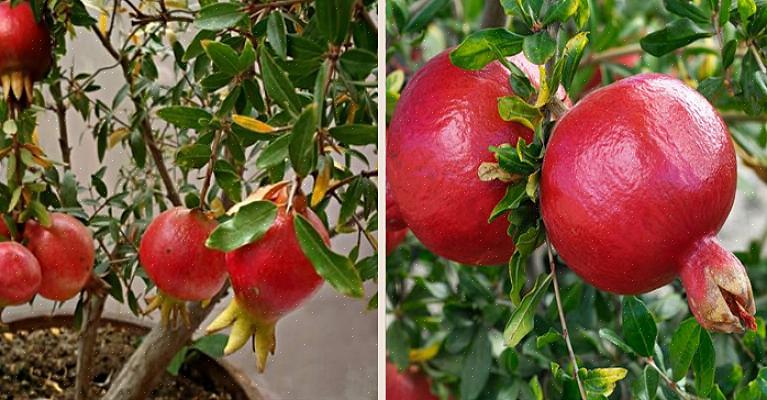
(0, 323, 234, 399)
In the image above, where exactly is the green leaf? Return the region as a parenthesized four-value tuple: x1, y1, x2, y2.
(288, 105, 318, 177)
(449, 28, 524, 70)
(387, 320, 410, 368)
(203, 41, 241, 76)
(497, 95, 543, 130)
(213, 160, 241, 202)
(523, 32, 557, 66)
(738, 0, 757, 27)
(294, 214, 364, 298)
(460, 331, 492, 400)
(256, 134, 292, 169)
(339, 48, 378, 80)
(575, 0, 590, 29)
(205, 201, 278, 252)
(60, 172, 79, 208)
(509, 252, 526, 305)
(403, 0, 451, 33)
(504, 273, 552, 347)
(329, 124, 378, 145)
(192, 334, 229, 358)
(195, 3, 245, 31)
(157, 106, 212, 130)
(489, 182, 527, 222)
(557, 32, 589, 92)
(621, 296, 657, 357)
(664, 0, 712, 25)
(338, 177, 365, 224)
(599, 328, 635, 354)
(670, 318, 701, 381)
(260, 48, 302, 116)
(693, 329, 715, 397)
(315, 0, 355, 43)
(542, 0, 578, 24)
(176, 144, 212, 170)
(637, 365, 659, 400)
(581, 367, 628, 397)
(166, 347, 189, 376)
(719, 0, 732, 26)
(722, 39, 737, 69)
(640, 18, 713, 57)
(267, 12, 288, 59)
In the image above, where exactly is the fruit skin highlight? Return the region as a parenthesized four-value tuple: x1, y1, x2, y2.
(0, 1, 52, 106)
(207, 189, 327, 372)
(139, 207, 227, 302)
(386, 362, 438, 400)
(388, 50, 565, 266)
(541, 73, 755, 333)
(24, 213, 94, 301)
(0, 241, 41, 307)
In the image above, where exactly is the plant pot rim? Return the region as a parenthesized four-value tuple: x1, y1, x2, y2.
(4, 314, 265, 400)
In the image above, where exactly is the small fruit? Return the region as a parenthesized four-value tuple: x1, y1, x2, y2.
(207, 187, 327, 372)
(24, 213, 94, 301)
(582, 53, 641, 93)
(386, 362, 438, 400)
(388, 50, 565, 265)
(139, 207, 228, 325)
(0, 241, 41, 307)
(541, 73, 755, 333)
(0, 1, 52, 109)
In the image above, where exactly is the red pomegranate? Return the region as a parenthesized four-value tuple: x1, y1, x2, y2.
(388, 50, 566, 266)
(541, 73, 755, 333)
(0, 241, 41, 307)
(139, 208, 227, 302)
(387, 228, 408, 255)
(24, 213, 94, 301)
(207, 187, 327, 372)
(0, 1, 52, 107)
(386, 362, 438, 400)
(386, 183, 407, 231)
(582, 53, 641, 92)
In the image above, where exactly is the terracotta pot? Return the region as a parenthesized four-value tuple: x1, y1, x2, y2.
(4, 315, 265, 400)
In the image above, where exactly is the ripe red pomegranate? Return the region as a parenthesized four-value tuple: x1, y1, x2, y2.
(139, 208, 227, 302)
(386, 362, 438, 400)
(24, 213, 94, 301)
(582, 53, 641, 92)
(386, 184, 407, 231)
(387, 228, 408, 255)
(541, 73, 755, 333)
(388, 50, 567, 266)
(207, 188, 327, 372)
(0, 241, 41, 307)
(0, 1, 52, 108)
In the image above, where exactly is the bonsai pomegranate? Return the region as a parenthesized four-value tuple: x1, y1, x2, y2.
(0, 241, 41, 308)
(0, 0, 52, 109)
(139, 207, 227, 324)
(24, 213, 94, 301)
(386, 362, 438, 400)
(541, 73, 755, 333)
(207, 188, 327, 372)
(388, 50, 566, 265)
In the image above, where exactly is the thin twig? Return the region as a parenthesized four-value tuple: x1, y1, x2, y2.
(199, 129, 223, 209)
(643, 358, 704, 400)
(546, 241, 587, 400)
(324, 170, 378, 196)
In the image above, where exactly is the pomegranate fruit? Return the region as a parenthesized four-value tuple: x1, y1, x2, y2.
(207, 186, 327, 372)
(24, 213, 94, 301)
(386, 183, 407, 231)
(541, 73, 755, 333)
(388, 50, 567, 266)
(582, 53, 641, 92)
(386, 362, 438, 400)
(387, 228, 408, 255)
(0, 241, 41, 307)
(0, 1, 52, 110)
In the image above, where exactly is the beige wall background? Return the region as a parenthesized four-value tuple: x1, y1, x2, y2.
(5, 14, 378, 400)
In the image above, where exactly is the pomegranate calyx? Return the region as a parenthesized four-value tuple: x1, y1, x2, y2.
(679, 238, 756, 333)
(143, 291, 192, 329)
(206, 297, 277, 373)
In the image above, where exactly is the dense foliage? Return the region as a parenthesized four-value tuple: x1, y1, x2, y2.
(386, 0, 767, 399)
(1, 0, 378, 397)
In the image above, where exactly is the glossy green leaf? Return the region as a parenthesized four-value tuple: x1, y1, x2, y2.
(640, 18, 713, 57)
(157, 106, 212, 130)
(523, 32, 557, 65)
(504, 273, 552, 347)
(670, 318, 701, 381)
(599, 328, 635, 354)
(329, 124, 377, 145)
(256, 134, 292, 169)
(316, 0, 355, 43)
(195, 3, 245, 31)
(403, 0, 450, 33)
(260, 48, 302, 116)
(294, 214, 364, 298)
(497, 95, 542, 130)
(450, 28, 524, 70)
(267, 12, 288, 59)
(693, 329, 715, 396)
(621, 296, 657, 357)
(288, 105, 318, 177)
(542, 0, 578, 24)
(460, 331, 492, 400)
(206, 201, 278, 252)
(664, 0, 711, 24)
(176, 144, 212, 170)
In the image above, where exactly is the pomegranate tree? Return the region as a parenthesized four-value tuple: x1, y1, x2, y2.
(0, 0, 52, 111)
(24, 213, 94, 301)
(0, 241, 41, 308)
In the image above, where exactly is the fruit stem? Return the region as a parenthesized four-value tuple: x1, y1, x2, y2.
(545, 240, 587, 400)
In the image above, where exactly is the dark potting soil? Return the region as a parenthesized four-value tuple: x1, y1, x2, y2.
(0, 323, 234, 399)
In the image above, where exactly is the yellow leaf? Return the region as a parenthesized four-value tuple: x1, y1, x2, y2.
(232, 115, 277, 133)
(534, 65, 550, 108)
(99, 11, 109, 36)
(311, 161, 332, 206)
(409, 341, 441, 362)
(210, 197, 226, 218)
(108, 128, 131, 149)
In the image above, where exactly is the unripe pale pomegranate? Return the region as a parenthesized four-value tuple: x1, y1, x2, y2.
(386, 362, 438, 400)
(541, 73, 755, 333)
(389, 50, 567, 266)
(207, 187, 327, 372)
(0, 1, 52, 107)
(582, 53, 641, 92)
(139, 207, 227, 301)
(0, 241, 41, 307)
(24, 213, 94, 301)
